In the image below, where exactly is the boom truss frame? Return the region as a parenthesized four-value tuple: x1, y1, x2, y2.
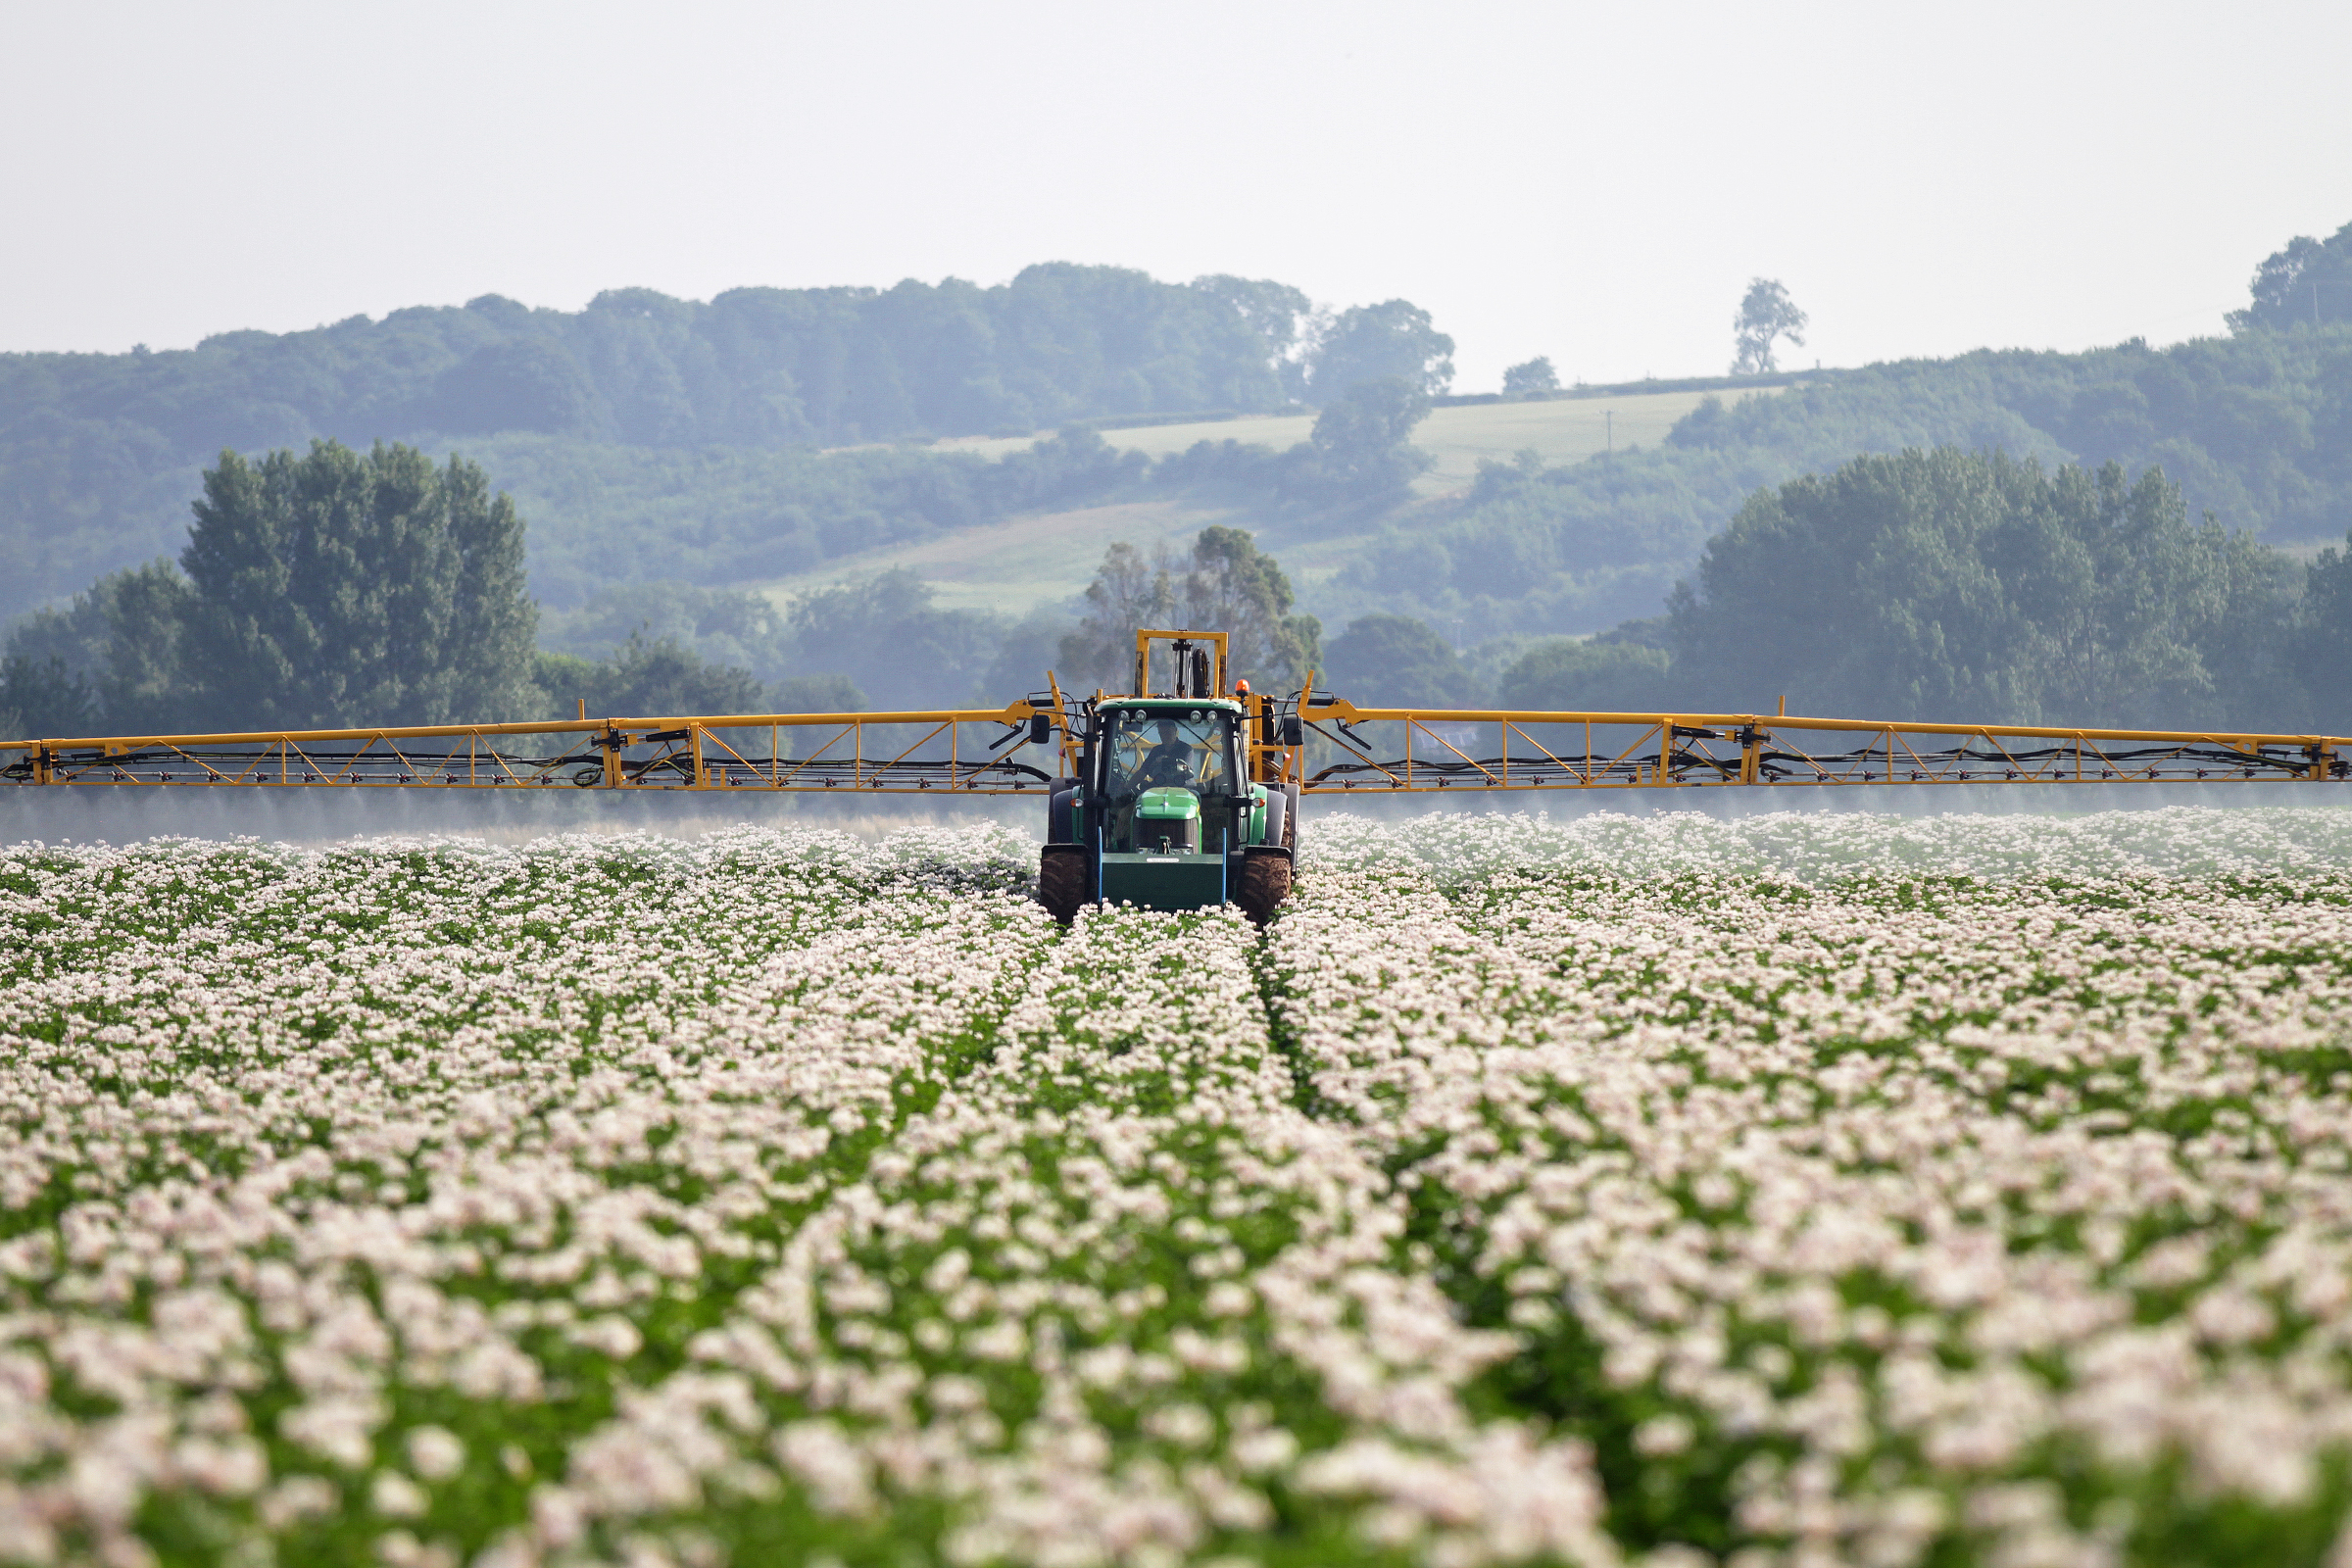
(4, 688, 2347, 795)
(0, 702, 1065, 795)
(1268, 696, 2352, 792)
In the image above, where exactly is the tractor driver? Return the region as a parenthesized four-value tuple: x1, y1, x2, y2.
(1135, 718, 1197, 789)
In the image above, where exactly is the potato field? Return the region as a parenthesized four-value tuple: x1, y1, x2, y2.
(9, 807, 2352, 1568)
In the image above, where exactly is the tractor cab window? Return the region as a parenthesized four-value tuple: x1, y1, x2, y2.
(1100, 707, 1236, 853)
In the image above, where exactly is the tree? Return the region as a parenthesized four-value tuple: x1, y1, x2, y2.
(563, 632, 767, 716)
(1665, 447, 2289, 728)
(1058, 541, 1177, 694)
(1060, 527, 1320, 695)
(1, 560, 192, 734)
(179, 440, 540, 729)
(2228, 220, 2352, 333)
(1307, 300, 1455, 401)
(425, 337, 605, 437)
(0, 654, 95, 740)
(1296, 378, 1435, 501)
(1183, 525, 1321, 693)
(537, 637, 858, 755)
(784, 567, 1004, 710)
(1497, 639, 1672, 710)
(1732, 278, 1808, 374)
(1321, 614, 1478, 707)
(1190, 275, 1316, 391)
(2290, 536, 2352, 721)
(1501, 357, 1561, 397)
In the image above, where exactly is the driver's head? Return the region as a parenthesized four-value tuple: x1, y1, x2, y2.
(1156, 719, 1178, 744)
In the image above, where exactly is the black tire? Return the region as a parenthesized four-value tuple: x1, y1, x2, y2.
(1283, 782, 1299, 848)
(1234, 849, 1293, 926)
(1039, 845, 1089, 924)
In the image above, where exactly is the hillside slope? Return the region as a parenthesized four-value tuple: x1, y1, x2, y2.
(759, 387, 1763, 616)
(1329, 327, 2352, 636)
(9, 263, 2349, 655)
(0, 264, 1313, 618)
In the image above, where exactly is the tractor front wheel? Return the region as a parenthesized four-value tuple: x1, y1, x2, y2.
(1039, 845, 1089, 924)
(1234, 848, 1293, 926)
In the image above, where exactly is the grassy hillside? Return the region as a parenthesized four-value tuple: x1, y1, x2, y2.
(756, 497, 1239, 615)
(0, 264, 1317, 620)
(15, 277, 2351, 680)
(533, 326, 2352, 651)
(931, 386, 1767, 497)
(763, 387, 1774, 618)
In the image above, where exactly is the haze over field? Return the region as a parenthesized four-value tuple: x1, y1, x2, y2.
(4, 2, 2350, 384)
(23, 15, 2352, 1568)
(6, 1, 2352, 741)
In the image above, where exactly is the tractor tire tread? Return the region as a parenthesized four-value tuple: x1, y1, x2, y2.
(1234, 850, 1293, 926)
(1039, 847, 1088, 924)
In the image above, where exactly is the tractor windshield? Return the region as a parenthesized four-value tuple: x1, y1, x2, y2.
(1100, 707, 1236, 853)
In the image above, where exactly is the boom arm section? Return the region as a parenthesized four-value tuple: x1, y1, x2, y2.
(1259, 697, 2352, 791)
(0, 699, 1073, 793)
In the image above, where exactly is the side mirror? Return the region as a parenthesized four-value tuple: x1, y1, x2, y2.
(1279, 716, 1304, 747)
(1029, 713, 1054, 745)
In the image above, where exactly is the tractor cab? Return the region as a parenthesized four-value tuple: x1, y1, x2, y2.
(1100, 702, 1239, 855)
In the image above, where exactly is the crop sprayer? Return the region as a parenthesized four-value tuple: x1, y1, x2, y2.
(8, 627, 2351, 922)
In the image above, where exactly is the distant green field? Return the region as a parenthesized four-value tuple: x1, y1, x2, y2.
(767, 387, 1772, 615)
(937, 386, 1774, 497)
(756, 497, 1239, 616)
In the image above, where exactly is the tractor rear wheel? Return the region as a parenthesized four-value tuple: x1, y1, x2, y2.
(1234, 849, 1292, 926)
(1039, 845, 1089, 924)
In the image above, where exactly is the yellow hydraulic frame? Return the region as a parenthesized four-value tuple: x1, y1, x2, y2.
(1268, 695, 2352, 792)
(0, 700, 1069, 794)
(1131, 629, 1227, 700)
(2, 652, 2347, 795)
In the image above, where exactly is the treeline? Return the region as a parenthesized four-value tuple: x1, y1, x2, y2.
(461, 377, 1433, 607)
(0, 441, 861, 739)
(495, 428, 1149, 607)
(21, 439, 2352, 740)
(0, 265, 1457, 617)
(0, 435, 1361, 735)
(1334, 321, 2352, 637)
(1321, 446, 2352, 732)
(1325, 220, 2352, 637)
(0, 439, 1003, 736)
(1, 378, 1443, 739)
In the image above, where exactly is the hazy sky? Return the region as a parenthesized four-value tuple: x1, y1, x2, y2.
(5, 1, 2348, 391)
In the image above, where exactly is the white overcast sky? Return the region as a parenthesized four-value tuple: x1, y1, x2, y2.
(4, 1, 2348, 391)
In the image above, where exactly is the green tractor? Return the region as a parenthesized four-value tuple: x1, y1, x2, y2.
(1038, 630, 1299, 923)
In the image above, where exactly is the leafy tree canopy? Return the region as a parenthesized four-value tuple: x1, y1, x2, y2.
(1497, 638, 1672, 711)
(1308, 301, 1455, 401)
(1501, 357, 1561, 396)
(1060, 527, 1319, 696)
(2230, 220, 2352, 333)
(1664, 447, 2289, 728)
(4, 443, 539, 733)
(1298, 379, 1436, 501)
(785, 568, 1010, 712)
(1320, 614, 1479, 708)
(536, 633, 769, 718)
(179, 441, 540, 728)
(1732, 278, 1808, 374)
